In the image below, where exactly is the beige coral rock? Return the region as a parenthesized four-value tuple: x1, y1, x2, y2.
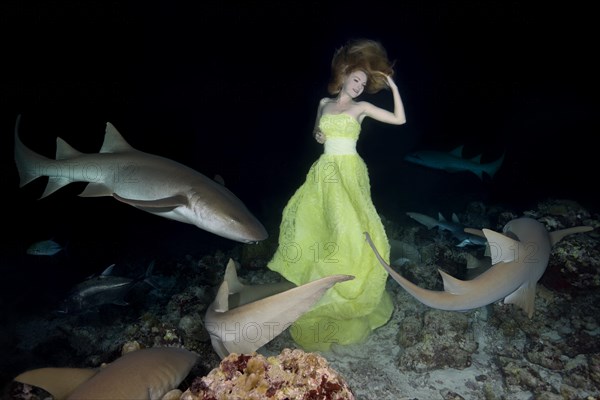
(181, 348, 355, 399)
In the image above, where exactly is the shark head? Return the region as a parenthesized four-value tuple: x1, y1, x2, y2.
(13, 347, 198, 400)
(186, 188, 269, 244)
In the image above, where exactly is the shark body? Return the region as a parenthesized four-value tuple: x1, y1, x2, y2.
(205, 259, 353, 358)
(406, 211, 487, 247)
(13, 347, 198, 400)
(13, 115, 267, 244)
(366, 217, 593, 318)
(56, 262, 156, 314)
(404, 145, 504, 180)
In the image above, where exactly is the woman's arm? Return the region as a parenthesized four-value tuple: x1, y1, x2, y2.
(361, 75, 406, 125)
(313, 97, 328, 143)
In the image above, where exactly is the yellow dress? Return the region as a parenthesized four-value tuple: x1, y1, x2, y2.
(267, 113, 393, 352)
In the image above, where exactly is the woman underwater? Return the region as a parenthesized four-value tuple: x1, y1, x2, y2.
(267, 38, 407, 351)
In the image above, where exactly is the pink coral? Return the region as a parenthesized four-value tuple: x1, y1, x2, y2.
(181, 348, 354, 400)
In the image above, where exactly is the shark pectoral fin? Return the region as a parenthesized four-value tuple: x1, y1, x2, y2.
(482, 229, 519, 265)
(213, 281, 230, 312)
(112, 193, 188, 210)
(14, 367, 98, 400)
(549, 226, 594, 246)
(79, 182, 113, 197)
(503, 284, 537, 318)
(224, 258, 245, 294)
(438, 269, 469, 295)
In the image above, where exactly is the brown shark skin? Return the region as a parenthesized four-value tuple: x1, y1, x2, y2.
(14, 347, 198, 400)
(205, 259, 354, 358)
(365, 217, 593, 318)
(13, 115, 267, 244)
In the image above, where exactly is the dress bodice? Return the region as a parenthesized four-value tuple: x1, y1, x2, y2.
(319, 113, 360, 140)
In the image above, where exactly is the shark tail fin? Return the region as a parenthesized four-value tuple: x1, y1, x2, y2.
(13, 115, 77, 198)
(483, 151, 505, 179)
(14, 114, 52, 188)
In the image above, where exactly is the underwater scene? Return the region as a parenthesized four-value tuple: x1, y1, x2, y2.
(1, 2, 599, 400)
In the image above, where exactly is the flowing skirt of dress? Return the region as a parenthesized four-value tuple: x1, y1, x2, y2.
(267, 152, 393, 352)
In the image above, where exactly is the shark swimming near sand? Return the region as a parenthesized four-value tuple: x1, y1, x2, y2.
(365, 217, 593, 318)
(205, 258, 353, 358)
(13, 115, 267, 244)
(13, 346, 198, 400)
(56, 262, 157, 314)
(404, 145, 504, 180)
(406, 211, 487, 247)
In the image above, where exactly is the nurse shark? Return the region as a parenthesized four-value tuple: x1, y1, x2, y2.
(365, 217, 593, 317)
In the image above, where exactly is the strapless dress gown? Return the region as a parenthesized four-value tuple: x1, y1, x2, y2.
(267, 113, 393, 352)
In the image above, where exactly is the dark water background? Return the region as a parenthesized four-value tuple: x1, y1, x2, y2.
(0, 0, 598, 393)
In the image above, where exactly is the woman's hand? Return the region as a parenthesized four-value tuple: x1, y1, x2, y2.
(375, 71, 397, 89)
(314, 129, 326, 144)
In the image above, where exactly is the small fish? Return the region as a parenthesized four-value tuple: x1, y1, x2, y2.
(57, 261, 156, 314)
(26, 239, 64, 256)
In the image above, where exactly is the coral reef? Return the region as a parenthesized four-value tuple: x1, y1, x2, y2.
(525, 199, 600, 290)
(397, 309, 478, 372)
(3, 198, 599, 400)
(181, 348, 355, 400)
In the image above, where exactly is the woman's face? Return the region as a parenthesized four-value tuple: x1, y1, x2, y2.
(342, 70, 367, 98)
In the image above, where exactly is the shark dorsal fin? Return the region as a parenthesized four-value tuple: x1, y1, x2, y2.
(449, 145, 464, 157)
(224, 258, 244, 294)
(437, 212, 446, 222)
(549, 226, 593, 246)
(101, 264, 116, 276)
(214, 174, 225, 186)
(451, 213, 460, 224)
(482, 229, 519, 265)
(503, 284, 537, 318)
(438, 269, 470, 295)
(100, 123, 136, 153)
(56, 137, 83, 160)
(213, 281, 229, 313)
(470, 154, 482, 164)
